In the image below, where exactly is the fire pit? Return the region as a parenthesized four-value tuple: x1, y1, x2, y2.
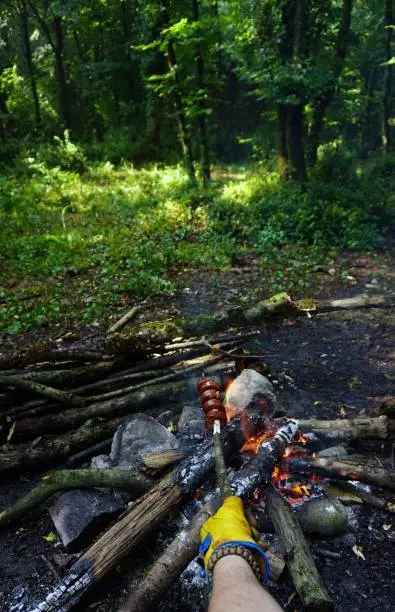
(0, 297, 394, 612)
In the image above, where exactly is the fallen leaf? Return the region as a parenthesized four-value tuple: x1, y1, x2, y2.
(352, 544, 366, 561)
(383, 523, 392, 531)
(43, 532, 58, 543)
(339, 406, 347, 418)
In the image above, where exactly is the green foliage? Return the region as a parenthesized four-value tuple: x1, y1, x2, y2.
(36, 131, 87, 173)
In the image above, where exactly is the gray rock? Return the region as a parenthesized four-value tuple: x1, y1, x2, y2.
(178, 403, 205, 433)
(225, 369, 279, 418)
(317, 445, 349, 459)
(295, 495, 348, 537)
(110, 413, 178, 468)
(50, 414, 177, 551)
(49, 489, 126, 552)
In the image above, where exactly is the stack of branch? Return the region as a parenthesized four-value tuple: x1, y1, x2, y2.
(1, 291, 392, 476)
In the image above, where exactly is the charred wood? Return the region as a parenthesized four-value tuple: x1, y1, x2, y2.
(287, 457, 395, 493)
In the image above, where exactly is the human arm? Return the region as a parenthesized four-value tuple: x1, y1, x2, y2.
(209, 554, 283, 612)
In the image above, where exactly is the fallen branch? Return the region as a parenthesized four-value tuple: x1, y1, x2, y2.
(30, 411, 283, 611)
(265, 485, 334, 612)
(328, 481, 395, 514)
(0, 468, 154, 527)
(299, 415, 394, 441)
(0, 374, 86, 407)
(119, 420, 299, 612)
(85, 354, 224, 404)
(0, 417, 123, 476)
(287, 457, 395, 493)
(11, 379, 186, 438)
(107, 305, 143, 335)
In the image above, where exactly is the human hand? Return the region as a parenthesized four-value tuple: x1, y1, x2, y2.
(199, 496, 269, 583)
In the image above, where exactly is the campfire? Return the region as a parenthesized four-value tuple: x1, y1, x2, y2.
(0, 295, 394, 611)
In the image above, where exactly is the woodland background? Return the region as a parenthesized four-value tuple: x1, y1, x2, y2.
(0, 0, 394, 335)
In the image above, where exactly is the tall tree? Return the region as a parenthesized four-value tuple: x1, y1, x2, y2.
(192, 0, 210, 184)
(27, 0, 71, 129)
(382, 0, 393, 152)
(18, 0, 41, 126)
(307, 0, 354, 166)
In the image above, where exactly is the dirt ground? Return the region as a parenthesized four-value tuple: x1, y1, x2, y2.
(0, 251, 394, 612)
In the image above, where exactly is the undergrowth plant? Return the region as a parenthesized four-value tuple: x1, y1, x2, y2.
(0, 154, 393, 334)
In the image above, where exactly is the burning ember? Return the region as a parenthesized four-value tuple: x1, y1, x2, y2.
(241, 426, 321, 504)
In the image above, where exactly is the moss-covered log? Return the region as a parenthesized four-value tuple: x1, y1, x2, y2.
(265, 485, 334, 612)
(0, 374, 86, 407)
(0, 468, 154, 527)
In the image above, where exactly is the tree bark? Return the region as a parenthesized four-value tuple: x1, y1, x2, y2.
(383, 0, 393, 153)
(31, 410, 277, 611)
(307, 0, 354, 166)
(120, 420, 299, 612)
(0, 468, 154, 527)
(298, 415, 393, 441)
(265, 485, 334, 612)
(19, 0, 41, 126)
(286, 103, 307, 182)
(53, 16, 71, 130)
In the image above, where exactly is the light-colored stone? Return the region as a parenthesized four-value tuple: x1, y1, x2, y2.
(295, 495, 348, 537)
(225, 369, 279, 418)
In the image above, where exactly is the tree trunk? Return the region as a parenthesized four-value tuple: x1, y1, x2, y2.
(277, 104, 289, 179)
(20, 0, 41, 126)
(192, 0, 211, 185)
(0, 89, 8, 139)
(307, 0, 353, 166)
(383, 0, 393, 153)
(160, 0, 196, 183)
(286, 103, 307, 182)
(53, 16, 71, 130)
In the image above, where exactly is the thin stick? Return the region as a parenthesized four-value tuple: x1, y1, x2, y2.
(107, 305, 143, 335)
(0, 374, 86, 407)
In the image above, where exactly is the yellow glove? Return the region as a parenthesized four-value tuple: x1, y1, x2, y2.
(198, 496, 270, 584)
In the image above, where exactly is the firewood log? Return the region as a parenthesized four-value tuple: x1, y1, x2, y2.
(299, 415, 394, 441)
(287, 457, 395, 493)
(265, 485, 334, 612)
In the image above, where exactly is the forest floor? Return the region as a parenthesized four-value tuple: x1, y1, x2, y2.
(0, 249, 394, 612)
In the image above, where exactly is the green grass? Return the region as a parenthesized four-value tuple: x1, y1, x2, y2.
(0, 149, 393, 334)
